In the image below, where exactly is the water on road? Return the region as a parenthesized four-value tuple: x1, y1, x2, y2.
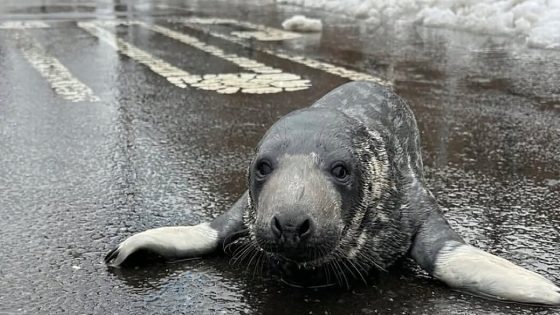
(0, 0, 558, 314)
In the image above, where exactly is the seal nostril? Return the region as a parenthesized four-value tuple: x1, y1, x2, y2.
(298, 218, 311, 237)
(271, 216, 283, 238)
(271, 214, 312, 243)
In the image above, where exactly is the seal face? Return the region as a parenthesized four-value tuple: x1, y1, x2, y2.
(239, 106, 409, 285)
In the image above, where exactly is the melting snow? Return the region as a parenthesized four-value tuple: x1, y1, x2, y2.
(282, 15, 323, 32)
(277, 0, 560, 49)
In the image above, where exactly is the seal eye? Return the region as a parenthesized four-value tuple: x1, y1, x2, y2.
(331, 163, 349, 181)
(256, 160, 273, 178)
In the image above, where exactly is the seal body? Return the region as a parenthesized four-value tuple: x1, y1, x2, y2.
(239, 82, 427, 282)
(105, 82, 560, 305)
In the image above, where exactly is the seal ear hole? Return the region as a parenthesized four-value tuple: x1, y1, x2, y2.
(256, 159, 273, 178)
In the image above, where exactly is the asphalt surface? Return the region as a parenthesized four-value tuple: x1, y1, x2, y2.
(0, 0, 559, 314)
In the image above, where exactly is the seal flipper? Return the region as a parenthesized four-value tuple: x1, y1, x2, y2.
(411, 203, 560, 305)
(105, 191, 248, 267)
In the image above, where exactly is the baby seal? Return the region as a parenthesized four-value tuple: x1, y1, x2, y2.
(105, 81, 560, 305)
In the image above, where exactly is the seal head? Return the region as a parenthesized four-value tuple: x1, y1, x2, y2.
(243, 106, 407, 285)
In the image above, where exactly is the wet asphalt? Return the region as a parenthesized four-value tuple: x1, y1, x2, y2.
(0, 0, 559, 314)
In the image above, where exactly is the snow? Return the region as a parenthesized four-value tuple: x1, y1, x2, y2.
(276, 0, 560, 49)
(282, 15, 323, 32)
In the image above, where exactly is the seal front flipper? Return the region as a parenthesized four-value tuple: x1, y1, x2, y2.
(105, 191, 248, 267)
(411, 200, 560, 305)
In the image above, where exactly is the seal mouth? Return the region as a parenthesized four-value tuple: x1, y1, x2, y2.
(233, 232, 370, 288)
(265, 246, 345, 288)
(259, 242, 339, 270)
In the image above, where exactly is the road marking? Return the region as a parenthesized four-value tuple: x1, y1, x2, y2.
(140, 21, 281, 74)
(4, 18, 387, 98)
(178, 18, 391, 86)
(0, 21, 50, 29)
(78, 21, 311, 94)
(181, 17, 302, 41)
(78, 22, 201, 86)
(13, 31, 99, 102)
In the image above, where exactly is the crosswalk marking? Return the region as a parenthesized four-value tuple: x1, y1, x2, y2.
(78, 21, 311, 94)
(13, 31, 100, 103)
(180, 18, 391, 86)
(0, 21, 50, 29)
(181, 17, 302, 41)
(78, 22, 201, 87)
(2, 17, 389, 102)
(141, 22, 282, 74)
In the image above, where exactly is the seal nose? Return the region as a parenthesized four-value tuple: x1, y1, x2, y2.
(270, 213, 314, 247)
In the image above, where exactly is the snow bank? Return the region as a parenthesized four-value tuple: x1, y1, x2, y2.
(282, 15, 323, 32)
(276, 0, 560, 49)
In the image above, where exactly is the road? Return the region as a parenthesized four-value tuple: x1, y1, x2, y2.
(0, 0, 559, 314)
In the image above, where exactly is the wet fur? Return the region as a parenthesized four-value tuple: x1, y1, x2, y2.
(105, 82, 560, 305)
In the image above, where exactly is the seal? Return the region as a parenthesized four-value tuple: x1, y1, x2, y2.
(105, 81, 560, 305)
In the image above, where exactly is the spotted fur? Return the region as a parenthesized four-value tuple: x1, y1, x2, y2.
(105, 82, 560, 305)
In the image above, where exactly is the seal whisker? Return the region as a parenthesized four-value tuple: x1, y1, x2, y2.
(258, 249, 268, 277)
(327, 258, 341, 287)
(238, 241, 262, 276)
(338, 257, 359, 282)
(230, 240, 250, 260)
(250, 241, 266, 278)
(345, 258, 368, 285)
(222, 229, 249, 253)
(327, 260, 341, 287)
(318, 246, 336, 285)
(355, 249, 387, 272)
(331, 252, 350, 289)
(247, 250, 261, 279)
(231, 242, 256, 266)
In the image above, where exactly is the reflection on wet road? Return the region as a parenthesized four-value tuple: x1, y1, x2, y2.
(0, 0, 558, 314)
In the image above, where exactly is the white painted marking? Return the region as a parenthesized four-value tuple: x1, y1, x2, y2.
(179, 18, 391, 86)
(141, 22, 282, 74)
(78, 21, 311, 94)
(0, 21, 49, 29)
(182, 17, 302, 41)
(111, 223, 219, 266)
(435, 242, 560, 305)
(272, 51, 389, 84)
(78, 22, 201, 87)
(14, 32, 99, 103)
(5, 18, 386, 96)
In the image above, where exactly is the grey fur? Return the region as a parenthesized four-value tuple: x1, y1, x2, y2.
(106, 81, 560, 305)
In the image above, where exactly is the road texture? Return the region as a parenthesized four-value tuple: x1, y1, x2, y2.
(0, 0, 559, 314)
